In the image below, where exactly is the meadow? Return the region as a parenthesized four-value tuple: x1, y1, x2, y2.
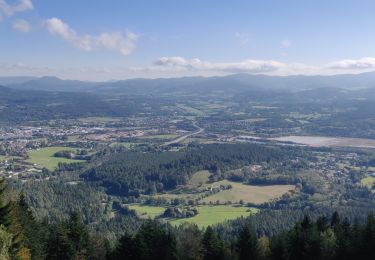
(171, 205, 258, 228)
(140, 134, 179, 140)
(200, 180, 295, 204)
(361, 176, 375, 188)
(78, 117, 122, 123)
(127, 204, 258, 228)
(26, 146, 85, 171)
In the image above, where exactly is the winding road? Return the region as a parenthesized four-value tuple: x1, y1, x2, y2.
(163, 122, 204, 146)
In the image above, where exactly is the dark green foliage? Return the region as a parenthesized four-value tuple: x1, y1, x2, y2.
(81, 143, 286, 196)
(110, 220, 177, 260)
(0, 179, 12, 228)
(237, 225, 260, 260)
(46, 213, 91, 260)
(202, 226, 227, 260)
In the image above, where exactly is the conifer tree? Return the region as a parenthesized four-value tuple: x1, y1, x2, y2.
(237, 225, 260, 260)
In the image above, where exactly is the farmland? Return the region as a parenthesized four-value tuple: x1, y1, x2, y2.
(361, 176, 375, 188)
(26, 146, 85, 171)
(171, 205, 258, 228)
(200, 180, 295, 204)
(127, 204, 258, 228)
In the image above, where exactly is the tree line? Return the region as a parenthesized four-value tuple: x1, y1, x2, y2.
(2, 177, 375, 260)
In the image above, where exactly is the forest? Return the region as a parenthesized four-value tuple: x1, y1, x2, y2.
(80, 143, 287, 196)
(2, 178, 375, 260)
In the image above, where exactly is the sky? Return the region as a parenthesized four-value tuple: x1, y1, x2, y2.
(1, 0, 375, 81)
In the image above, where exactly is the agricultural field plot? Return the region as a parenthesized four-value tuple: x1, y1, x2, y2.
(127, 204, 258, 228)
(171, 206, 258, 228)
(127, 204, 166, 219)
(176, 104, 205, 116)
(200, 180, 295, 204)
(140, 134, 179, 140)
(78, 117, 122, 123)
(361, 176, 375, 188)
(188, 170, 211, 186)
(26, 146, 85, 171)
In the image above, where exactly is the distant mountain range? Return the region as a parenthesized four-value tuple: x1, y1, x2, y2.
(2, 72, 375, 94)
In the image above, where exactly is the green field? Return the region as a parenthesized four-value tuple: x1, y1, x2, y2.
(200, 180, 295, 204)
(151, 178, 294, 205)
(26, 147, 85, 171)
(127, 204, 166, 219)
(140, 134, 179, 140)
(188, 170, 211, 186)
(78, 117, 121, 123)
(171, 206, 258, 228)
(177, 104, 205, 116)
(127, 204, 258, 228)
(361, 176, 375, 188)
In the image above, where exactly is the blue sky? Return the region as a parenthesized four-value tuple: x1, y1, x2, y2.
(1, 0, 375, 80)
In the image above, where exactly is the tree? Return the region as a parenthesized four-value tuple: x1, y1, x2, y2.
(237, 225, 260, 260)
(0, 225, 12, 260)
(67, 212, 90, 258)
(0, 179, 12, 228)
(202, 226, 226, 260)
(258, 236, 271, 260)
(175, 223, 203, 260)
(134, 221, 177, 260)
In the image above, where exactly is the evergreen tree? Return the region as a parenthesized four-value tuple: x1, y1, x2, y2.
(0, 179, 12, 228)
(237, 225, 260, 260)
(134, 220, 177, 260)
(202, 226, 226, 260)
(362, 213, 375, 260)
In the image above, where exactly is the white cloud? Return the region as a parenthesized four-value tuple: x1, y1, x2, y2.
(12, 19, 30, 32)
(3, 57, 375, 81)
(44, 17, 138, 56)
(153, 56, 287, 74)
(326, 57, 375, 70)
(281, 39, 292, 48)
(0, 0, 33, 20)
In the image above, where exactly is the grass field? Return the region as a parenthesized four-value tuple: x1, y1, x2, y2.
(171, 206, 258, 228)
(177, 104, 205, 116)
(200, 180, 295, 204)
(127, 204, 166, 219)
(127, 204, 258, 228)
(361, 176, 375, 188)
(140, 134, 179, 140)
(188, 170, 211, 186)
(78, 117, 121, 123)
(26, 147, 85, 171)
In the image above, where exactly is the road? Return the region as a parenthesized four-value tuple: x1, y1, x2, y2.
(163, 122, 204, 146)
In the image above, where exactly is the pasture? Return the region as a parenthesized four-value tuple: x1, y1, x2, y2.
(127, 204, 166, 219)
(127, 204, 258, 228)
(171, 205, 258, 228)
(361, 176, 375, 188)
(200, 180, 295, 204)
(78, 117, 122, 123)
(26, 146, 85, 171)
(188, 170, 211, 186)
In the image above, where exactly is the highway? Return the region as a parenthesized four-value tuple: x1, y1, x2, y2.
(163, 122, 204, 146)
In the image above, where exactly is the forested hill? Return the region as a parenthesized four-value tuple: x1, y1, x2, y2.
(81, 143, 287, 197)
(1, 177, 375, 260)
